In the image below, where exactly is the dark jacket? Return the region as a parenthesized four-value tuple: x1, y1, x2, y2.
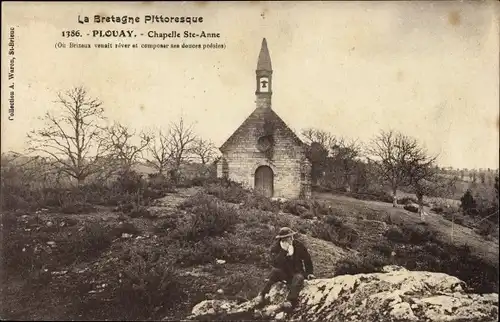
(270, 239, 313, 277)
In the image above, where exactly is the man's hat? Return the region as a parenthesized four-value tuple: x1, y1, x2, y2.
(275, 227, 297, 239)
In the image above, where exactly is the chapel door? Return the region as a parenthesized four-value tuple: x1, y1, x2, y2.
(255, 166, 274, 198)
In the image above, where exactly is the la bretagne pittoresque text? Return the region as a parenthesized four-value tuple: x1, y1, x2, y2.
(71, 15, 220, 39)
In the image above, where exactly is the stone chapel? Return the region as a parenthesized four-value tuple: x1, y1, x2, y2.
(217, 38, 312, 199)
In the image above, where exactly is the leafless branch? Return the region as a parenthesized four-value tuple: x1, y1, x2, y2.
(191, 138, 217, 165)
(26, 86, 107, 184)
(103, 122, 151, 173)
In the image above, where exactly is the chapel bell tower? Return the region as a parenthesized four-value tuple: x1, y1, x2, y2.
(255, 38, 272, 109)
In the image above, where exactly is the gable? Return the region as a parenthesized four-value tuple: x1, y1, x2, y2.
(219, 108, 305, 153)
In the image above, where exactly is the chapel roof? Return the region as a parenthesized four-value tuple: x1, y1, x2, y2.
(219, 107, 305, 152)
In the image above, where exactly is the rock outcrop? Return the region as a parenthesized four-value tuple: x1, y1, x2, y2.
(184, 266, 498, 321)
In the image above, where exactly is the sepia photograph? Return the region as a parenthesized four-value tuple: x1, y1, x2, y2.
(1, 1, 499, 321)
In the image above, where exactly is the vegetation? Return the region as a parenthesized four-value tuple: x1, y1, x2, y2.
(1, 86, 498, 320)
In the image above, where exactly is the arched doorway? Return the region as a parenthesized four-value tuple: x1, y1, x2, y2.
(254, 165, 274, 198)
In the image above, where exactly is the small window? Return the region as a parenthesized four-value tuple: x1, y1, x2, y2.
(301, 172, 305, 181)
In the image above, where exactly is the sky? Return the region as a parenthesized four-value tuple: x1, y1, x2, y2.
(1, 1, 499, 170)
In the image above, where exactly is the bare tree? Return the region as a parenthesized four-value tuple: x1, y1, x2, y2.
(104, 122, 151, 173)
(301, 128, 337, 152)
(191, 138, 217, 165)
(146, 128, 172, 175)
(26, 86, 107, 185)
(403, 154, 440, 220)
(367, 130, 428, 207)
(330, 138, 363, 192)
(146, 118, 196, 181)
(301, 128, 338, 187)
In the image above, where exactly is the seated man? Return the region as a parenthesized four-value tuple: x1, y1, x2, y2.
(256, 227, 315, 309)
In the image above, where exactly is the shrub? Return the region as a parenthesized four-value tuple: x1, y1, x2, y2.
(404, 203, 419, 213)
(398, 196, 418, 205)
(243, 193, 281, 213)
(442, 211, 466, 226)
(176, 196, 238, 242)
(282, 199, 310, 217)
(115, 249, 185, 320)
(384, 223, 434, 245)
(334, 253, 390, 276)
(431, 206, 444, 214)
(310, 200, 333, 218)
(115, 170, 146, 194)
(175, 235, 269, 267)
(460, 189, 477, 215)
(58, 223, 114, 265)
(1, 163, 169, 214)
(373, 243, 394, 257)
(476, 221, 496, 237)
(391, 241, 498, 294)
(384, 225, 406, 243)
(188, 176, 207, 187)
(454, 216, 465, 225)
(205, 180, 249, 204)
(325, 215, 343, 228)
(1, 215, 44, 275)
(178, 192, 216, 211)
(311, 216, 360, 249)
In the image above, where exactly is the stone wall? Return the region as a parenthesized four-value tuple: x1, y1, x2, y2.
(219, 116, 309, 199)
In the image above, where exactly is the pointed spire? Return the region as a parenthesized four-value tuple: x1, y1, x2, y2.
(256, 38, 272, 71)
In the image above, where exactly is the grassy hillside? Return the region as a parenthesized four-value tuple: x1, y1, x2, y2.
(1, 178, 498, 320)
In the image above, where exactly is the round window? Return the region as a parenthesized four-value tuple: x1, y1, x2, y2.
(257, 135, 273, 152)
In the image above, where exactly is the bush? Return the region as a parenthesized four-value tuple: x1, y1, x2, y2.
(311, 216, 360, 249)
(476, 221, 496, 237)
(391, 241, 498, 294)
(404, 203, 419, 213)
(372, 243, 394, 257)
(205, 180, 249, 204)
(460, 189, 477, 215)
(176, 195, 238, 242)
(384, 225, 406, 243)
(58, 223, 114, 265)
(282, 199, 310, 217)
(384, 223, 434, 245)
(1, 214, 42, 275)
(398, 196, 418, 205)
(431, 206, 444, 214)
(178, 192, 215, 210)
(334, 253, 390, 276)
(115, 249, 185, 320)
(175, 235, 269, 267)
(0, 163, 170, 214)
(243, 193, 281, 213)
(115, 170, 146, 194)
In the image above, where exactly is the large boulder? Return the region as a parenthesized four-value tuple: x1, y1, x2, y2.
(183, 266, 498, 321)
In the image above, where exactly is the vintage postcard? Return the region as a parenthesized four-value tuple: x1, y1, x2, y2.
(1, 1, 499, 321)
